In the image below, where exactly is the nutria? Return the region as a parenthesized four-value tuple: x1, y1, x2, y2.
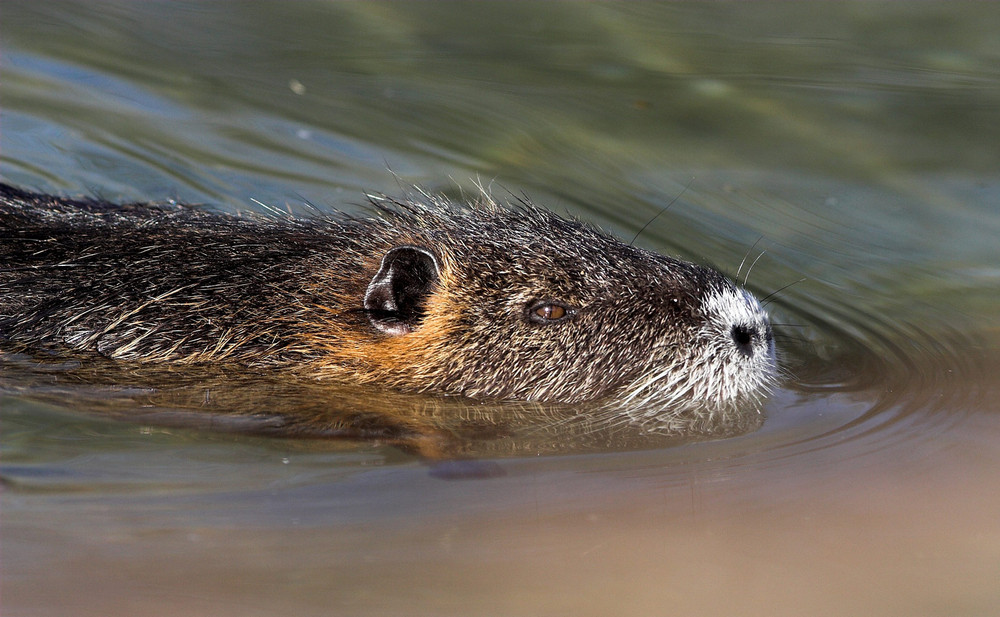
(0, 182, 776, 430)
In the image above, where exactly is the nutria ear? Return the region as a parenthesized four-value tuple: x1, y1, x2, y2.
(364, 246, 441, 336)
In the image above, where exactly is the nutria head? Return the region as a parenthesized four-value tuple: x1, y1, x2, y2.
(314, 193, 777, 426)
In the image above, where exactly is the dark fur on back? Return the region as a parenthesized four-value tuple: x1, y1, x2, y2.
(1, 183, 351, 362)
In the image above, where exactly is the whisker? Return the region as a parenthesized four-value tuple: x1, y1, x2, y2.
(761, 278, 808, 306)
(629, 176, 693, 246)
(737, 236, 764, 283)
(743, 248, 767, 287)
(773, 333, 810, 345)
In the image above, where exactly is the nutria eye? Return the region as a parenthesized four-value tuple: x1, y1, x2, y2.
(527, 301, 573, 325)
(541, 305, 565, 319)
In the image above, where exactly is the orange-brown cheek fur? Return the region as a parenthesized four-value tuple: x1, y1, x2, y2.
(296, 255, 463, 392)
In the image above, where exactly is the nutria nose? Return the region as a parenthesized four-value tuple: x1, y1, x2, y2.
(731, 323, 767, 357)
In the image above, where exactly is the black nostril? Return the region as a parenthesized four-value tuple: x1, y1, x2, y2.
(731, 324, 754, 356)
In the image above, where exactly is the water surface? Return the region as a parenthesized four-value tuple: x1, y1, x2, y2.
(3, 3, 1000, 616)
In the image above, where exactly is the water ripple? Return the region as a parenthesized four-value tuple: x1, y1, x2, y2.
(763, 291, 995, 465)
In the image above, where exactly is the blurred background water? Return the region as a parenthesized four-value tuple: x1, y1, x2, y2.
(2, 3, 999, 616)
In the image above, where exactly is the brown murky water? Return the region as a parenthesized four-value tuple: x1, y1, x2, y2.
(3, 3, 1000, 615)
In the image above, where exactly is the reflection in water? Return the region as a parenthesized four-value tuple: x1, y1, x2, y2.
(0, 350, 765, 459)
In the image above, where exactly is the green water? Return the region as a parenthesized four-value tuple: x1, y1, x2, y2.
(3, 3, 1000, 616)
